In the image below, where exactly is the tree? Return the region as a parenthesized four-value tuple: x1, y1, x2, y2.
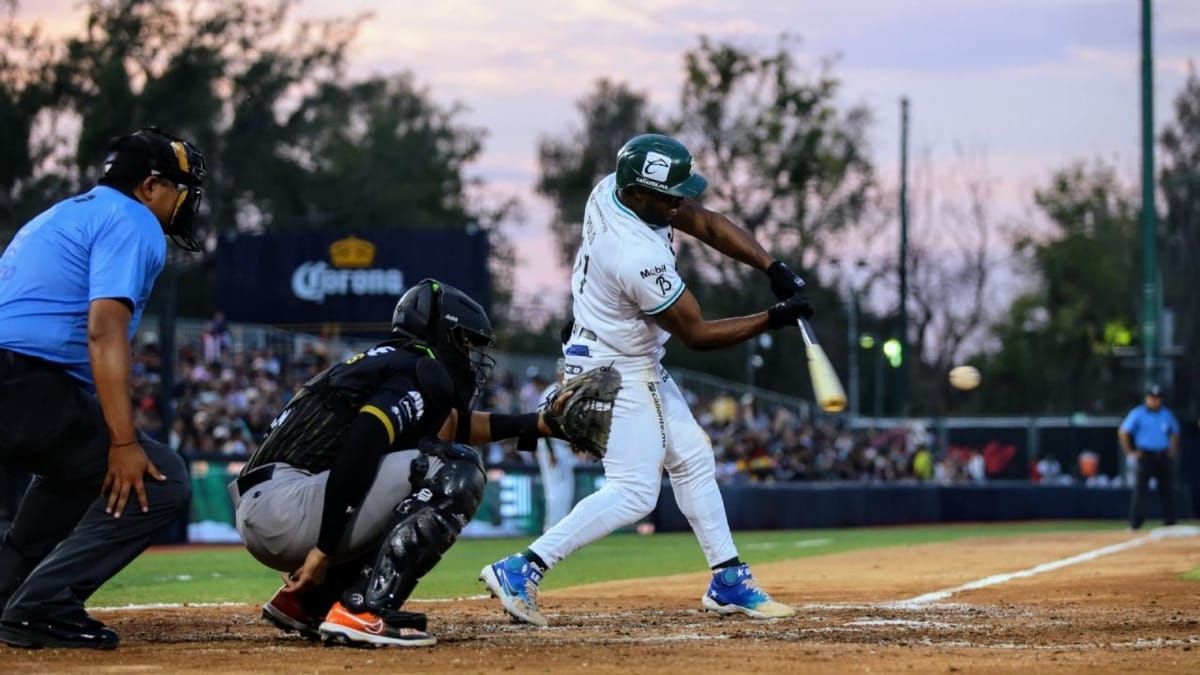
(1159, 66, 1200, 417)
(901, 147, 1003, 415)
(536, 79, 661, 267)
(7, 0, 515, 310)
(976, 161, 1140, 414)
(534, 37, 876, 395)
(678, 35, 876, 278)
(0, 0, 68, 243)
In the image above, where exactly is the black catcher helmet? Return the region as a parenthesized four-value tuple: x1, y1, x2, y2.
(102, 126, 206, 252)
(392, 278, 496, 408)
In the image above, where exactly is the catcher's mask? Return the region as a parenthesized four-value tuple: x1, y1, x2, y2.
(391, 278, 496, 409)
(102, 126, 206, 252)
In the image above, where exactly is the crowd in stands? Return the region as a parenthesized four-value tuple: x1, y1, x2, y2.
(128, 324, 1012, 485)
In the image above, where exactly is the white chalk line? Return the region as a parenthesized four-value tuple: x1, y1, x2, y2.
(95, 525, 1200, 614)
(888, 524, 1200, 608)
(744, 538, 833, 550)
(94, 595, 490, 612)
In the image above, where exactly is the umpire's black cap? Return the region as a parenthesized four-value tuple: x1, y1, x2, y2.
(1146, 384, 1163, 397)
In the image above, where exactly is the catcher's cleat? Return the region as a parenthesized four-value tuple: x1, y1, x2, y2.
(262, 586, 323, 640)
(0, 615, 118, 650)
(480, 555, 548, 627)
(701, 564, 796, 619)
(318, 602, 435, 648)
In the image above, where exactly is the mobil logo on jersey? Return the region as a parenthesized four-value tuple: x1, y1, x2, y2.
(291, 235, 405, 304)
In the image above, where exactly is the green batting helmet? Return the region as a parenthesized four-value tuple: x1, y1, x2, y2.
(615, 133, 707, 198)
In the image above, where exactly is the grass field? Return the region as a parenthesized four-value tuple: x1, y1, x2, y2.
(91, 520, 1139, 606)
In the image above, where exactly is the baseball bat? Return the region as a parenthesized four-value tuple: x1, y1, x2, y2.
(796, 319, 848, 413)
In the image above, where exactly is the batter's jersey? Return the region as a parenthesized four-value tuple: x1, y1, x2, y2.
(243, 342, 453, 474)
(0, 186, 166, 387)
(566, 173, 684, 380)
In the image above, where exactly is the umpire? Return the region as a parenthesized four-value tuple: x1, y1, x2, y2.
(1118, 384, 1182, 530)
(0, 127, 206, 649)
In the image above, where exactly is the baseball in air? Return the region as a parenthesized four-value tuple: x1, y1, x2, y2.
(949, 365, 981, 391)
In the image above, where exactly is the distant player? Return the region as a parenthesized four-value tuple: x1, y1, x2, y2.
(535, 360, 577, 532)
(1118, 384, 1181, 530)
(481, 133, 813, 625)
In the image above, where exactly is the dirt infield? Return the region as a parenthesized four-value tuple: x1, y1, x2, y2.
(3, 528, 1198, 673)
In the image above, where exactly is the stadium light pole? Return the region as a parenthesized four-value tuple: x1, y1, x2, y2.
(1139, 0, 1160, 391)
(897, 97, 911, 416)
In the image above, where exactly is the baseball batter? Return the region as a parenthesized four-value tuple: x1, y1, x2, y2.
(482, 133, 813, 626)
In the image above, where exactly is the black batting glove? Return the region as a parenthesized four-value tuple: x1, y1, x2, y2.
(766, 293, 815, 329)
(766, 260, 806, 301)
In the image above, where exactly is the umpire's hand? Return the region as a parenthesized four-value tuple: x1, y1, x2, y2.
(102, 441, 166, 517)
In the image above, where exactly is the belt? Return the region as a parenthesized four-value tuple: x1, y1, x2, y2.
(235, 464, 276, 496)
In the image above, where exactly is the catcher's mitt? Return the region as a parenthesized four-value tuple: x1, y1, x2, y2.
(541, 365, 622, 459)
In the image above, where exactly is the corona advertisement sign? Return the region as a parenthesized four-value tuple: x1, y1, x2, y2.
(216, 229, 489, 327)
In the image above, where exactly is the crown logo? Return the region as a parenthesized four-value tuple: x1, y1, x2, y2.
(328, 235, 376, 268)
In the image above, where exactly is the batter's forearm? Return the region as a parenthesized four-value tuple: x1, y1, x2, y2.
(703, 220, 773, 269)
(680, 207, 772, 270)
(678, 313, 773, 351)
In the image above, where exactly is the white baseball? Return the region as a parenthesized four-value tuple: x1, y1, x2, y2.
(949, 365, 981, 391)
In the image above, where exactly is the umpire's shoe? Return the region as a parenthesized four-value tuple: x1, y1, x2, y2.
(480, 554, 548, 627)
(318, 602, 436, 648)
(701, 564, 796, 619)
(262, 585, 323, 640)
(0, 615, 119, 649)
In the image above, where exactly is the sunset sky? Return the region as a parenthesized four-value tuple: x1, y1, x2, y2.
(18, 1, 1200, 313)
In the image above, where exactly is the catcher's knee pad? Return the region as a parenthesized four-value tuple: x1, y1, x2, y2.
(353, 444, 486, 612)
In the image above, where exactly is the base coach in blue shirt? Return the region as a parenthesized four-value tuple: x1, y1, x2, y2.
(1118, 384, 1182, 531)
(0, 127, 205, 649)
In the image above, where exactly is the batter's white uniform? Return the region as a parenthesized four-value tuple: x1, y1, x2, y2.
(527, 174, 738, 568)
(536, 384, 577, 532)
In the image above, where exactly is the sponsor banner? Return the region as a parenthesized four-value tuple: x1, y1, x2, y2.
(216, 229, 489, 325)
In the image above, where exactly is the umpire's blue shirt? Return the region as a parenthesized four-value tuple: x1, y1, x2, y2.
(1120, 405, 1180, 452)
(0, 185, 166, 388)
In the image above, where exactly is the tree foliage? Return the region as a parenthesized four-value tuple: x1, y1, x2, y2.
(0, 0, 68, 236)
(975, 162, 1140, 414)
(536, 79, 661, 267)
(4, 0, 512, 309)
(535, 36, 876, 394)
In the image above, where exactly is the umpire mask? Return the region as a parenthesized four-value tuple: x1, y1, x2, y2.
(103, 127, 207, 252)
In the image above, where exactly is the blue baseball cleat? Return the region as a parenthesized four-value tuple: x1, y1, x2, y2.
(480, 555, 548, 627)
(701, 564, 795, 619)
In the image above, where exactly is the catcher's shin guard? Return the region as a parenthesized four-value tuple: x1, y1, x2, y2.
(346, 443, 485, 613)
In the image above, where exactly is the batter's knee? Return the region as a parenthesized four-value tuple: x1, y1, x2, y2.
(603, 475, 661, 517)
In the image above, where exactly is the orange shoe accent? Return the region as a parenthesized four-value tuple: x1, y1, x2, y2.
(318, 602, 436, 647)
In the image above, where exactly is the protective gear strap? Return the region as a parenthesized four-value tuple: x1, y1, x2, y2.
(317, 413, 391, 554)
(350, 447, 486, 613)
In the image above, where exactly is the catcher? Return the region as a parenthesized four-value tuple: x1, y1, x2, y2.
(234, 278, 618, 648)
